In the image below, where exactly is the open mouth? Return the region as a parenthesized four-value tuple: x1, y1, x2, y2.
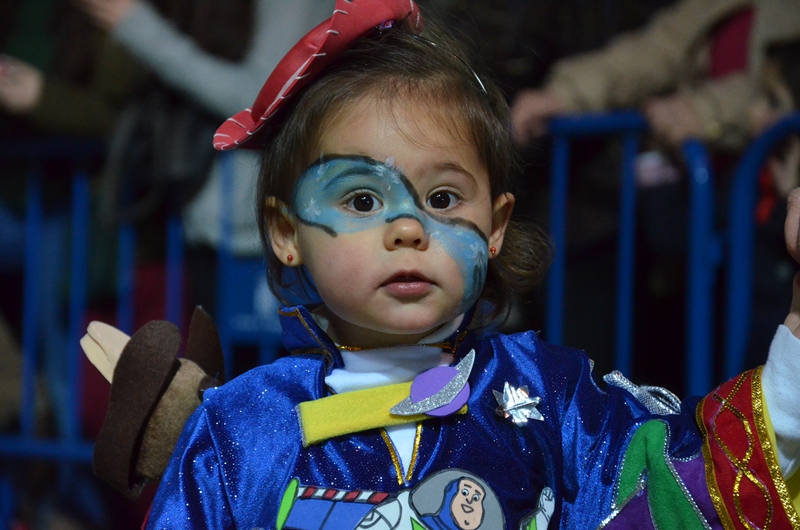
(381, 271, 433, 286)
(461, 504, 474, 513)
(380, 271, 434, 296)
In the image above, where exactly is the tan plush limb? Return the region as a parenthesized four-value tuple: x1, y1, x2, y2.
(80, 322, 130, 383)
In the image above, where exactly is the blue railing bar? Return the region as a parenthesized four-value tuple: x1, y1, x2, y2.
(218, 152, 236, 378)
(724, 113, 800, 380)
(0, 437, 93, 462)
(546, 135, 571, 344)
(546, 112, 649, 346)
(548, 111, 648, 137)
(66, 171, 90, 442)
(0, 138, 104, 160)
(683, 140, 716, 396)
(165, 215, 184, 326)
(613, 132, 640, 375)
(116, 223, 136, 335)
(21, 165, 43, 437)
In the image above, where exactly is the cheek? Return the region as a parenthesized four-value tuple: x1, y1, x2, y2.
(429, 226, 488, 311)
(300, 234, 373, 291)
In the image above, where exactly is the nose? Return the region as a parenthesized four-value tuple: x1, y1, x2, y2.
(384, 215, 429, 250)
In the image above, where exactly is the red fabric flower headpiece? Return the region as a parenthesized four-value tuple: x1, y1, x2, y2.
(213, 0, 423, 151)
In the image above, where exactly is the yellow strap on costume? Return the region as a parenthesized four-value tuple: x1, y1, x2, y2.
(762, 399, 800, 513)
(297, 382, 466, 446)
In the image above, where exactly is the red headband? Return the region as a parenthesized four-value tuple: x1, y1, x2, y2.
(213, 0, 423, 151)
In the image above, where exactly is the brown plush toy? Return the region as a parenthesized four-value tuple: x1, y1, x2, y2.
(81, 307, 225, 499)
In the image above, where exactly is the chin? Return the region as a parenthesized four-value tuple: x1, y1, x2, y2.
(375, 312, 452, 336)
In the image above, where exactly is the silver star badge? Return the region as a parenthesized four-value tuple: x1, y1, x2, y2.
(493, 382, 543, 426)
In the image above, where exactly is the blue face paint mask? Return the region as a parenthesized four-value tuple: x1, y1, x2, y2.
(291, 155, 489, 313)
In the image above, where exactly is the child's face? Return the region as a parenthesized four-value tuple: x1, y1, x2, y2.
(270, 95, 513, 346)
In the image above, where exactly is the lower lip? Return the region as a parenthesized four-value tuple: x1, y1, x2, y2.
(382, 280, 433, 297)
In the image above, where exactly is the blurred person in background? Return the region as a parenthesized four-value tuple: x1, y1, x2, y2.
(509, 0, 800, 389)
(1, 0, 331, 527)
(74, 0, 333, 326)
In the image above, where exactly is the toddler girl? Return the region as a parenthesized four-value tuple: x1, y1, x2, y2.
(135, 1, 800, 528)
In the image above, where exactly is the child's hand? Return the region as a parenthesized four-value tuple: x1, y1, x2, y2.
(80, 322, 131, 383)
(783, 189, 800, 339)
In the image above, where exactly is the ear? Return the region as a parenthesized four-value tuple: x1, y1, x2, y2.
(488, 192, 514, 258)
(265, 197, 302, 266)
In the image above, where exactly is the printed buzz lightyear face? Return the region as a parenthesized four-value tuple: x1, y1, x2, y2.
(450, 478, 485, 529)
(276, 95, 513, 346)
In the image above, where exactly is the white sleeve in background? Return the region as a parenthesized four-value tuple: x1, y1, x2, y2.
(762, 324, 800, 479)
(113, 0, 333, 118)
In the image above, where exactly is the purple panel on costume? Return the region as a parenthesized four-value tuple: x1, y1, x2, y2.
(672, 456, 722, 527)
(602, 488, 656, 530)
(603, 456, 723, 529)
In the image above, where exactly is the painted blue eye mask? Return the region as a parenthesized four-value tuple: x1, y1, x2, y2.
(291, 155, 490, 313)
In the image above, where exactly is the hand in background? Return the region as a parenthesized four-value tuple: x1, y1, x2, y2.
(784, 188, 800, 340)
(0, 56, 44, 115)
(644, 95, 703, 147)
(73, 0, 137, 31)
(510, 89, 567, 147)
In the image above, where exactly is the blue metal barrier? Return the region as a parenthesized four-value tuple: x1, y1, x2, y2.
(682, 140, 722, 396)
(546, 112, 647, 378)
(724, 113, 800, 380)
(0, 139, 102, 527)
(0, 139, 102, 462)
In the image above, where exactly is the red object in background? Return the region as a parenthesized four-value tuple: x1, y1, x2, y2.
(709, 8, 754, 79)
(754, 166, 778, 225)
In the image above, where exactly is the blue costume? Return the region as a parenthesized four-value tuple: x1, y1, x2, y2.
(144, 305, 757, 529)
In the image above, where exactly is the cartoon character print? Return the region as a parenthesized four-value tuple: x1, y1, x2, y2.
(277, 469, 505, 530)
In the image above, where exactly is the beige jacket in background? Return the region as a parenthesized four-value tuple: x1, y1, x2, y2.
(545, 0, 800, 149)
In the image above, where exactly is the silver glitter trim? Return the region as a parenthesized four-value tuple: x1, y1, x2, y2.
(493, 382, 544, 426)
(603, 371, 682, 415)
(390, 349, 475, 416)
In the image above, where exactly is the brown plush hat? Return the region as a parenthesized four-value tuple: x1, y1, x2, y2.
(213, 0, 423, 151)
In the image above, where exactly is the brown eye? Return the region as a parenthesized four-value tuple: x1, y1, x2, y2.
(347, 193, 381, 213)
(428, 191, 455, 209)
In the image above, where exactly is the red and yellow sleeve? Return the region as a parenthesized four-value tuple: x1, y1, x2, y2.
(698, 367, 800, 529)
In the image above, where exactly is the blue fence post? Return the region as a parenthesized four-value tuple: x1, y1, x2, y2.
(546, 135, 571, 345)
(116, 222, 136, 335)
(67, 171, 90, 442)
(614, 133, 640, 376)
(21, 163, 43, 438)
(546, 112, 647, 368)
(724, 113, 800, 379)
(166, 215, 185, 326)
(683, 140, 717, 396)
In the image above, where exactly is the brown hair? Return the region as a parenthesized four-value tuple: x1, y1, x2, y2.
(256, 20, 549, 324)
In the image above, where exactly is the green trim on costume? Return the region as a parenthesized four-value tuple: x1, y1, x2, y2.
(616, 420, 706, 529)
(276, 478, 299, 530)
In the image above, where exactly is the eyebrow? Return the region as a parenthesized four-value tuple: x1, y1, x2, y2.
(434, 161, 479, 186)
